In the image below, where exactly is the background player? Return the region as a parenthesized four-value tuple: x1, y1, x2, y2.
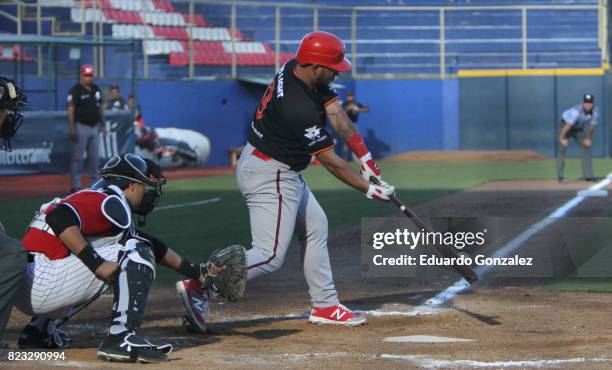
(237, 31, 395, 327)
(0, 76, 27, 348)
(15, 154, 219, 363)
(556, 93, 599, 183)
(67, 64, 107, 193)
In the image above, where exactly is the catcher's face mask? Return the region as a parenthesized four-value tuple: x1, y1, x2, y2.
(101, 154, 167, 217)
(0, 78, 27, 151)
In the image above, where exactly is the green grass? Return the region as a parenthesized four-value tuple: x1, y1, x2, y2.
(3, 158, 612, 286)
(545, 278, 612, 293)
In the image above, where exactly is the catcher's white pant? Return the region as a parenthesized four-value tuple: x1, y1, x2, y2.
(237, 143, 339, 307)
(15, 237, 119, 320)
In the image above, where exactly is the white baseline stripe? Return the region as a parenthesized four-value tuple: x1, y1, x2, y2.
(422, 175, 612, 309)
(155, 197, 221, 211)
(378, 354, 611, 368)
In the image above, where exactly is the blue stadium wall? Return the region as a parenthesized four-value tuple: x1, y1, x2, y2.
(21, 70, 606, 167)
(21, 77, 459, 166)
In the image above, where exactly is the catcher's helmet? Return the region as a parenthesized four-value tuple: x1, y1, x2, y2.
(94, 154, 166, 216)
(295, 31, 352, 72)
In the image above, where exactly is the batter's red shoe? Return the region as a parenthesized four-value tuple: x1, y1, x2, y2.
(308, 304, 367, 326)
(176, 279, 209, 334)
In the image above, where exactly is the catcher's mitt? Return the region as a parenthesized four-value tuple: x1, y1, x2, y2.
(201, 245, 247, 302)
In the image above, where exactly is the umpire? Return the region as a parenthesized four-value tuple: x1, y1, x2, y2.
(0, 76, 27, 348)
(67, 64, 107, 193)
(556, 93, 599, 183)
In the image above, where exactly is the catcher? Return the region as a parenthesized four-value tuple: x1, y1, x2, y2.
(15, 153, 246, 363)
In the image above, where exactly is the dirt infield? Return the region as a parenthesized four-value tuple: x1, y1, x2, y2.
(0, 167, 234, 200)
(5, 178, 612, 369)
(383, 150, 549, 163)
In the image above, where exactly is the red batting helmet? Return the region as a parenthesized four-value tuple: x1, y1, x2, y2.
(81, 64, 94, 77)
(295, 31, 352, 72)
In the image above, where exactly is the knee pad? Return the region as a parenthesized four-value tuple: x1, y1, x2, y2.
(121, 238, 156, 278)
(111, 239, 156, 332)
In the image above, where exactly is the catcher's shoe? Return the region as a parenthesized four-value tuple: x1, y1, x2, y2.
(96, 331, 168, 363)
(309, 304, 367, 327)
(176, 279, 209, 334)
(18, 324, 71, 349)
(144, 338, 173, 354)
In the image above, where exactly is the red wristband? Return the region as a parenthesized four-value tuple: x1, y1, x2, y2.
(345, 132, 369, 158)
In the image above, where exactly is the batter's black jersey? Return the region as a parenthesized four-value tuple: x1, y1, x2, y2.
(67, 83, 102, 126)
(247, 59, 338, 172)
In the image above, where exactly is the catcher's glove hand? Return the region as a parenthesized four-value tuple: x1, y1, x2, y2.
(200, 245, 247, 302)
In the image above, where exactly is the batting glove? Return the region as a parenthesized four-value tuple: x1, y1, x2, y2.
(359, 153, 382, 184)
(366, 182, 395, 201)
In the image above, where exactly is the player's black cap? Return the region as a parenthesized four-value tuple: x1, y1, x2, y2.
(583, 93, 595, 103)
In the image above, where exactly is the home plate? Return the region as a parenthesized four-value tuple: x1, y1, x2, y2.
(577, 189, 608, 197)
(384, 335, 475, 343)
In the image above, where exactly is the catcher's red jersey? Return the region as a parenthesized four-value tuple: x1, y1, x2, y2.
(22, 190, 121, 260)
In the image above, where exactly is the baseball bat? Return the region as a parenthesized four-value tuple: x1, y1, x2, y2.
(372, 178, 479, 284)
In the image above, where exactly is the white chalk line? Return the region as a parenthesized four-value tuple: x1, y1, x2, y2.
(42, 352, 611, 368)
(414, 174, 612, 312)
(211, 307, 435, 322)
(378, 354, 611, 368)
(155, 197, 221, 211)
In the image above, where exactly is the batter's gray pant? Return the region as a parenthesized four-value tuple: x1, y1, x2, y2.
(236, 143, 339, 307)
(0, 235, 27, 342)
(70, 123, 101, 189)
(556, 128, 594, 180)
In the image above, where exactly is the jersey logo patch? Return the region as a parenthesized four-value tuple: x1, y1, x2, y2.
(304, 126, 322, 141)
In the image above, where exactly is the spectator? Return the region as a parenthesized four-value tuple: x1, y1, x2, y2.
(557, 93, 599, 183)
(105, 84, 127, 110)
(338, 91, 369, 160)
(67, 64, 107, 193)
(341, 91, 369, 125)
(127, 94, 141, 121)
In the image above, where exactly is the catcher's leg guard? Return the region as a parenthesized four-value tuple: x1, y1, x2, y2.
(109, 239, 155, 335)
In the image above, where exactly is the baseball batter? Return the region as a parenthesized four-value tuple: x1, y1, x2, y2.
(237, 31, 395, 326)
(14, 154, 219, 363)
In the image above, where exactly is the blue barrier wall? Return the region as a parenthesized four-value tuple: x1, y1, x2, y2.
(20, 77, 263, 167)
(352, 79, 459, 158)
(136, 80, 261, 167)
(16, 76, 460, 166)
(459, 73, 609, 157)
